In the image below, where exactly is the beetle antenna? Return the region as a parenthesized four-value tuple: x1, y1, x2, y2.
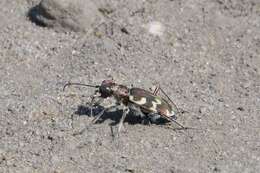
(63, 82, 100, 91)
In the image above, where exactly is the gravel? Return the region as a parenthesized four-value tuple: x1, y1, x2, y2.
(0, 0, 259, 172)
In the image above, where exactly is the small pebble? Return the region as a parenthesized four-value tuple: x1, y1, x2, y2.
(237, 107, 244, 111)
(146, 21, 165, 36)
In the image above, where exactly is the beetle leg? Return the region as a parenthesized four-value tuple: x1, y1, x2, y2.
(156, 86, 180, 114)
(92, 105, 119, 123)
(128, 103, 146, 118)
(165, 116, 187, 129)
(118, 106, 129, 133)
(147, 112, 161, 123)
(88, 91, 102, 117)
(74, 105, 120, 136)
(128, 103, 152, 125)
(152, 84, 160, 95)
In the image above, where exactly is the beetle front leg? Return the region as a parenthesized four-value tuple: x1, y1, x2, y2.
(89, 92, 103, 117)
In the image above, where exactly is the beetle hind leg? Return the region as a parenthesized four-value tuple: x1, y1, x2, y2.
(148, 113, 187, 129)
(149, 84, 160, 95)
(167, 116, 187, 129)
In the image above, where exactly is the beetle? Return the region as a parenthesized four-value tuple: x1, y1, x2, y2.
(63, 80, 188, 133)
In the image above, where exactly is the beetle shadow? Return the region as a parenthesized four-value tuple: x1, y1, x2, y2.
(74, 105, 169, 126)
(74, 105, 142, 125)
(27, 5, 48, 27)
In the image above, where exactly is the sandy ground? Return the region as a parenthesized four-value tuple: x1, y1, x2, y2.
(0, 0, 260, 172)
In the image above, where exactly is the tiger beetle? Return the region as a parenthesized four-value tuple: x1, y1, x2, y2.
(63, 80, 191, 133)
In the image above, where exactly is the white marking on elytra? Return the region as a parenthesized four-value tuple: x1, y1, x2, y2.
(165, 109, 170, 116)
(150, 97, 161, 112)
(130, 95, 147, 105)
(164, 107, 175, 117)
(170, 110, 175, 116)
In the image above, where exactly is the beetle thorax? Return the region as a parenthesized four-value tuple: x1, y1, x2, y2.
(112, 85, 129, 100)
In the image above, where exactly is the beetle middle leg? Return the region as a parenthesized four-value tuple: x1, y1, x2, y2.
(92, 104, 120, 123)
(88, 92, 104, 117)
(128, 103, 150, 124)
(74, 104, 121, 136)
(128, 103, 146, 118)
(118, 106, 130, 133)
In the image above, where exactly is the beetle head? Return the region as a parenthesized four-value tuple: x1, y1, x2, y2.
(99, 80, 116, 98)
(99, 80, 129, 99)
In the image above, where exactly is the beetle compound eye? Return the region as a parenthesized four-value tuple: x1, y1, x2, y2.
(99, 87, 113, 98)
(102, 80, 115, 86)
